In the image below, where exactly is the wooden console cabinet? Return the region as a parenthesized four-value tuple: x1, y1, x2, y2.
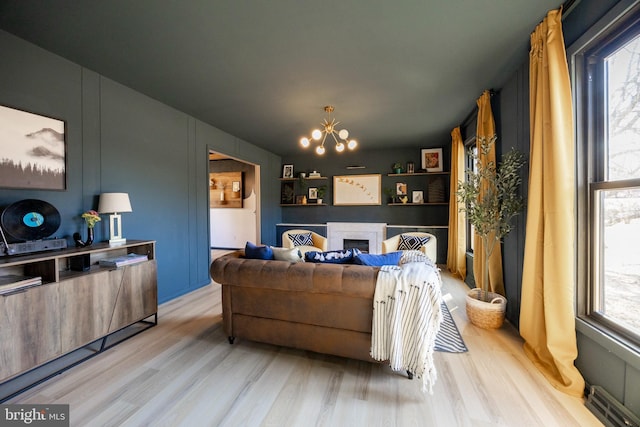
(0, 240, 157, 400)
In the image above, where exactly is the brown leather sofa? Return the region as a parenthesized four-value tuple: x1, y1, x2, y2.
(210, 250, 381, 362)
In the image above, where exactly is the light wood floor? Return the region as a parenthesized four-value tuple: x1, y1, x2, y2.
(8, 254, 602, 426)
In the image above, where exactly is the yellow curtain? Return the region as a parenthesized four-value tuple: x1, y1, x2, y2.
(520, 8, 585, 397)
(474, 90, 504, 296)
(447, 127, 466, 280)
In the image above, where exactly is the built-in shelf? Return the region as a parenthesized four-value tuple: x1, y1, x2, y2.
(388, 202, 448, 206)
(281, 203, 327, 207)
(387, 172, 450, 177)
(279, 176, 328, 181)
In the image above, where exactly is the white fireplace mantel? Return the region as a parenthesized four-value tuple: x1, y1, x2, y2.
(326, 222, 387, 254)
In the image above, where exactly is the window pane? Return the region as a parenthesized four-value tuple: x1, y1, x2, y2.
(600, 188, 640, 335)
(605, 35, 640, 181)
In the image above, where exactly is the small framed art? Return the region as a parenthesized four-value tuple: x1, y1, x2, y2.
(412, 190, 424, 204)
(308, 187, 318, 200)
(282, 164, 294, 178)
(396, 182, 407, 195)
(421, 148, 443, 172)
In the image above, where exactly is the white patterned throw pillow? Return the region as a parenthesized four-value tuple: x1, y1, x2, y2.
(287, 232, 314, 247)
(397, 234, 430, 251)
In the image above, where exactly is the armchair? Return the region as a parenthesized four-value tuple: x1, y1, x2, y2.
(381, 232, 437, 263)
(282, 229, 328, 254)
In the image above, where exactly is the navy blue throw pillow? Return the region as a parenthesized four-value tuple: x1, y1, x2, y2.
(354, 251, 403, 266)
(244, 241, 274, 260)
(304, 248, 360, 264)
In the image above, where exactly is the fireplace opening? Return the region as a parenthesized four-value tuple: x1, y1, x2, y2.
(344, 239, 369, 253)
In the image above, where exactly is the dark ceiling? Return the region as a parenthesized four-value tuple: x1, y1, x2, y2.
(0, 0, 563, 156)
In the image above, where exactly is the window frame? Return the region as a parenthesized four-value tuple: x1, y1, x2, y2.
(573, 0, 640, 348)
(463, 135, 477, 253)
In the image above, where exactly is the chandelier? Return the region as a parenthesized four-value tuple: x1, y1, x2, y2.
(299, 106, 358, 155)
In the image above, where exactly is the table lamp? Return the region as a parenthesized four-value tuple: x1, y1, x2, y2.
(98, 192, 132, 245)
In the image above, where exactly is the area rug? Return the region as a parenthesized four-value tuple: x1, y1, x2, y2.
(435, 302, 468, 353)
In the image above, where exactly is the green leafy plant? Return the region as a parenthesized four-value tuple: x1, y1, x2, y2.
(316, 185, 327, 199)
(456, 135, 525, 301)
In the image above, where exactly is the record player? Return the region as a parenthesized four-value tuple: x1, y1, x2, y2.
(0, 199, 67, 256)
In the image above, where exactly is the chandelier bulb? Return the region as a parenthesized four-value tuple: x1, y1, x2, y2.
(338, 129, 349, 140)
(316, 145, 325, 155)
(300, 137, 310, 148)
(347, 140, 358, 150)
(311, 129, 322, 140)
(335, 142, 345, 152)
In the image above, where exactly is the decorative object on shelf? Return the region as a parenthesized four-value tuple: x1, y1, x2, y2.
(282, 164, 294, 179)
(280, 181, 295, 204)
(98, 192, 133, 246)
(316, 185, 327, 204)
(406, 161, 415, 174)
(333, 174, 381, 206)
(383, 187, 395, 203)
(399, 195, 409, 204)
(392, 162, 403, 174)
(396, 182, 407, 195)
(421, 148, 444, 172)
(309, 171, 321, 178)
(428, 176, 446, 202)
(299, 105, 358, 155)
(412, 191, 424, 204)
(73, 210, 101, 247)
(300, 172, 306, 178)
(456, 136, 525, 328)
(308, 187, 318, 200)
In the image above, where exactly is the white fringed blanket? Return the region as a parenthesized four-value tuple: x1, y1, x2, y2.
(370, 262, 443, 393)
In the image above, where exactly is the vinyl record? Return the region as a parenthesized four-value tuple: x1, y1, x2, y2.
(1, 199, 61, 241)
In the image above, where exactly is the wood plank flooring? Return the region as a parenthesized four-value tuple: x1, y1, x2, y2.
(7, 254, 602, 426)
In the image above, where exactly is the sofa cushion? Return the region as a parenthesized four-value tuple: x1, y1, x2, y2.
(400, 250, 436, 267)
(244, 241, 274, 260)
(287, 232, 314, 247)
(354, 251, 403, 266)
(398, 234, 431, 251)
(305, 248, 360, 264)
(271, 247, 304, 262)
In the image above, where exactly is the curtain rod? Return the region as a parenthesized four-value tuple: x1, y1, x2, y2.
(561, 0, 581, 20)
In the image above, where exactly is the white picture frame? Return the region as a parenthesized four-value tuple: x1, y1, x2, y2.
(333, 174, 381, 206)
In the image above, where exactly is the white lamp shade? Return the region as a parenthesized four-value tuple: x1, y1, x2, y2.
(98, 193, 132, 214)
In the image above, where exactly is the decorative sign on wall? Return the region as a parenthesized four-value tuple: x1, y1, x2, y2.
(333, 174, 381, 206)
(210, 171, 243, 208)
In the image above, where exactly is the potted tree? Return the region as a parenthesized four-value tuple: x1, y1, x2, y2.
(457, 135, 525, 328)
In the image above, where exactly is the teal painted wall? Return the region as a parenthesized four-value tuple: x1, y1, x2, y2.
(0, 30, 281, 303)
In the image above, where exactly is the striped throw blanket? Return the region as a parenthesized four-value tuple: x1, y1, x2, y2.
(370, 262, 443, 393)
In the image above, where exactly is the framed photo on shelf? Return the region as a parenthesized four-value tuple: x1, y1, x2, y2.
(282, 164, 294, 179)
(396, 182, 407, 195)
(421, 148, 443, 172)
(308, 187, 318, 200)
(0, 104, 67, 190)
(412, 190, 424, 204)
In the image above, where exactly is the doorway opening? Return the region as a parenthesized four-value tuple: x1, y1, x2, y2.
(208, 150, 260, 250)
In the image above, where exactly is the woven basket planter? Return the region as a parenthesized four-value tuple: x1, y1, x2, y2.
(466, 288, 507, 329)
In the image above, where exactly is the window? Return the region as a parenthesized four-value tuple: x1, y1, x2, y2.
(464, 137, 477, 253)
(575, 5, 640, 344)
